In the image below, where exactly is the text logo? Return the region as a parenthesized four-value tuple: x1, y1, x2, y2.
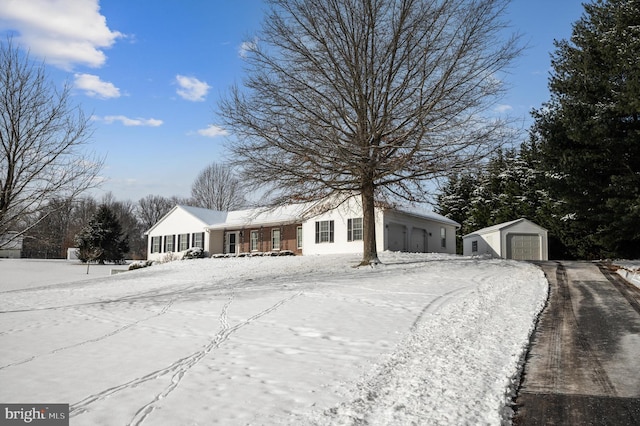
(0, 404, 68, 426)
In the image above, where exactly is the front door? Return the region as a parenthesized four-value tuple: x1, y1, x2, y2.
(227, 232, 238, 255)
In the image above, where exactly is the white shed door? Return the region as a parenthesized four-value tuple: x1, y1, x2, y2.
(410, 228, 426, 252)
(507, 234, 540, 260)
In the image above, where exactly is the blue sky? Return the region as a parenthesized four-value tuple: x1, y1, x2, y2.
(0, 0, 586, 203)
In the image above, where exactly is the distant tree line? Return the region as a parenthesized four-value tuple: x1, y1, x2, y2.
(20, 162, 245, 260)
(437, 0, 640, 260)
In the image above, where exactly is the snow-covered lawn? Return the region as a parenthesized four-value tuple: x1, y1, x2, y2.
(0, 253, 548, 425)
(613, 260, 640, 289)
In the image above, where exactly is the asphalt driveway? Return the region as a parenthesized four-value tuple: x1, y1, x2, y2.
(513, 261, 640, 425)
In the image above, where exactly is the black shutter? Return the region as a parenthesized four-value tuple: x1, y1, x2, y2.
(329, 221, 334, 243)
(315, 222, 320, 244)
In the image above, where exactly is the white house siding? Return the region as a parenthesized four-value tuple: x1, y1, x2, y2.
(302, 199, 459, 256)
(0, 248, 21, 258)
(146, 207, 213, 261)
(301, 198, 386, 255)
(382, 210, 458, 254)
(0, 233, 23, 258)
(146, 200, 460, 259)
(206, 230, 223, 255)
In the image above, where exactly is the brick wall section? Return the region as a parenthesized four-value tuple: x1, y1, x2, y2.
(236, 223, 302, 255)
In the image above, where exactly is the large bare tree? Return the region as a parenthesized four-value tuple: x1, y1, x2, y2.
(190, 162, 246, 211)
(0, 39, 103, 247)
(219, 0, 521, 265)
(137, 194, 176, 231)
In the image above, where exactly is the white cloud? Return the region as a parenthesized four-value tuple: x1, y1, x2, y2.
(197, 125, 228, 138)
(0, 0, 123, 70)
(74, 73, 120, 99)
(239, 38, 258, 58)
(97, 115, 163, 127)
(175, 75, 211, 102)
(494, 104, 513, 113)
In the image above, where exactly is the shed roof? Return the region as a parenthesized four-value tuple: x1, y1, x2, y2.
(463, 218, 547, 239)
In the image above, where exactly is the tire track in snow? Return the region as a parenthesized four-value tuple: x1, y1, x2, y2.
(409, 285, 473, 331)
(0, 299, 176, 371)
(68, 291, 302, 423)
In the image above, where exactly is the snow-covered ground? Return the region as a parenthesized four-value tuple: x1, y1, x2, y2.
(613, 260, 640, 289)
(0, 253, 548, 425)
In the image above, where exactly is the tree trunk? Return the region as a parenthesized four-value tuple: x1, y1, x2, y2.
(360, 183, 380, 266)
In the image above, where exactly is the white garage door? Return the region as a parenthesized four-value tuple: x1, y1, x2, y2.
(410, 228, 426, 253)
(387, 224, 406, 251)
(507, 234, 541, 260)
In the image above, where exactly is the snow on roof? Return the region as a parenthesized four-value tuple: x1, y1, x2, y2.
(148, 200, 460, 233)
(178, 205, 228, 225)
(144, 205, 228, 235)
(206, 204, 309, 230)
(463, 218, 545, 238)
(391, 206, 461, 228)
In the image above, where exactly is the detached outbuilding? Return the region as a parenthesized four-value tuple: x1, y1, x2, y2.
(463, 218, 548, 261)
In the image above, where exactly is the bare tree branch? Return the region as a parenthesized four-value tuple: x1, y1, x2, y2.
(190, 162, 247, 211)
(0, 38, 104, 247)
(219, 0, 522, 264)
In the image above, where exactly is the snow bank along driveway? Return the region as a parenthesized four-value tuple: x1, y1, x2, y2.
(0, 253, 548, 425)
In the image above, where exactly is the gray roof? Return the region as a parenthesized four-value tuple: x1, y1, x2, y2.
(463, 218, 546, 238)
(390, 206, 461, 228)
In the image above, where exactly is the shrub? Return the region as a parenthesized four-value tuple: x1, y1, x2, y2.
(183, 247, 206, 259)
(128, 260, 153, 271)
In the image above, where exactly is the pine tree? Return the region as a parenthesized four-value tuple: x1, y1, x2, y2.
(437, 173, 477, 253)
(75, 205, 129, 264)
(532, 0, 640, 258)
(437, 145, 560, 256)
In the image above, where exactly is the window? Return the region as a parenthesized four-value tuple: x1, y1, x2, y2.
(440, 228, 446, 248)
(472, 240, 478, 252)
(296, 226, 303, 249)
(151, 236, 161, 253)
(192, 232, 204, 249)
(178, 233, 189, 251)
(165, 235, 175, 252)
(315, 220, 334, 243)
(272, 229, 281, 250)
(347, 218, 363, 241)
(250, 230, 259, 251)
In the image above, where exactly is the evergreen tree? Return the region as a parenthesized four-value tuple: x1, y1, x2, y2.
(437, 173, 477, 253)
(75, 205, 129, 264)
(437, 145, 559, 256)
(532, 0, 640, 258)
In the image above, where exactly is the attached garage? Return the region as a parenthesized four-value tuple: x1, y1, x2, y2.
(410, 228, 427, 252)
(387, 223, 406, 252)
(463, 218, 548, 261)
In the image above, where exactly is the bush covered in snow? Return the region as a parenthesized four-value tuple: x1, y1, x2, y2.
(128, 260, 153, 271)
(182, 247, 206, 259)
